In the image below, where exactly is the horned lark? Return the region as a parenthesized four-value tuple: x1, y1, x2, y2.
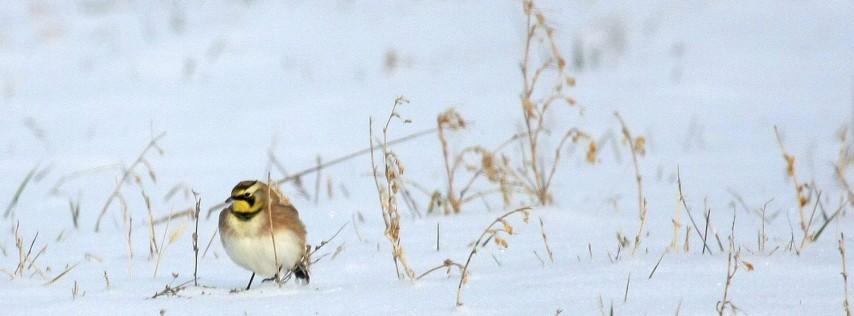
(219, 180, 310, 289)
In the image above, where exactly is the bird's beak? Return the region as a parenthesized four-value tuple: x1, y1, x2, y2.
(224, 197, 233, 204)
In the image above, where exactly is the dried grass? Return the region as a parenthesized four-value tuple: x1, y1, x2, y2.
(95, 132, 166, 232)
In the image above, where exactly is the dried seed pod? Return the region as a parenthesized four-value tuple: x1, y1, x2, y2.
(634, 137, 646, 156)
(586, 142, 598, 164)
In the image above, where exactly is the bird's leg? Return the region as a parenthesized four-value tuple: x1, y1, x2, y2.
(245, 272, 255, 290)
(261, 266, 291, 286)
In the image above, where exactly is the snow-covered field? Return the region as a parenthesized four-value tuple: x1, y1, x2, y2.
(1, 0, 853, 315)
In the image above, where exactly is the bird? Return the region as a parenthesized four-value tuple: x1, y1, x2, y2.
(219, 180, 310, 290)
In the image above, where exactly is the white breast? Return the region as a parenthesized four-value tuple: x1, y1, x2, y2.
(221, 228, 304, 277)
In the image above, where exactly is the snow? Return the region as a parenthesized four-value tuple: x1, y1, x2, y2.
(1, 0, 853, 315)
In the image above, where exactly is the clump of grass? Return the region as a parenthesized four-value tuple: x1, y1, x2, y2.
(456, 206, 531, 306)
(513, 0, 596, 206)
(774, 127, 844, 252)
(370, 96, 417, 280)
(8, 222, 53, 281)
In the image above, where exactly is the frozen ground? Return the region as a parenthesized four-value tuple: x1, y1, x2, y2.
(1, 0, 853, 315)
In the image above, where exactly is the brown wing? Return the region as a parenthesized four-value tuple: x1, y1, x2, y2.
(258, 202, 307, 246)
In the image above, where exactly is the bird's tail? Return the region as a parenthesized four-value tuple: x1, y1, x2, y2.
(293, 261, 310, 285)
(293, 250, 310, 285)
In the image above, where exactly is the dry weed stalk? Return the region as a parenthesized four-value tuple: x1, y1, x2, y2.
(433, 108, 522, 213)
(95, 132, 166, 232)
(191, 192, 201, 286)
(125, 217, 134, 261)
(305, 223, 347, 267)
(615, 112, 647, 255)
(153, 211, 173, 278)
(516, 0, 595, 205)
(369, 97, 416, 280)
(143, 191, 159, 259)
(538, 217, 555, 263)
(773, 126, 812, 247)
(265, 174, 282, 284)
(45, 262, 80, 286)
(717, 245, 740, 316)
(841, 233, 852, 316)
(768, 135, 845, 253)
(835, 125, 854, 206)
(716, 210, 753, 316)
(669, 192, 683, 252)
(416, 259, 464, 280)
(456, 206, 531, 306)
(436, 108, 466, 214)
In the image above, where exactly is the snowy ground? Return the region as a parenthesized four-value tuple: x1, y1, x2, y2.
(1, 0, 853, 315)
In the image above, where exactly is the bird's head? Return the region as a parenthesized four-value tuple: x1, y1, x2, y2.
(226, 180, 272, 214)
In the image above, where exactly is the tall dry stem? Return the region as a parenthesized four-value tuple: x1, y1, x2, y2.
(456, 206, 531, 306)
(370, 97, 416, 280)
(615, 112, 647, 255)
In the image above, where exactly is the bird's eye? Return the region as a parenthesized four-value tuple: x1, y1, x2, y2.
(243, 193, 251, 199)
